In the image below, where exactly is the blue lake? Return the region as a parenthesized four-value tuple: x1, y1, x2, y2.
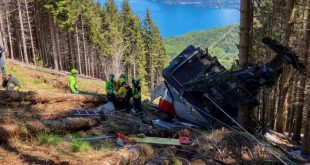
(99, 0, 240, 38)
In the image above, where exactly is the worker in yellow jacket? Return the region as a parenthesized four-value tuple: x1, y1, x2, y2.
(117, 77, 132, 111)
(68, 69, 79, 94)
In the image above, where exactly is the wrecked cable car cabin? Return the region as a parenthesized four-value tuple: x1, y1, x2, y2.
(157, 37, 305, 128)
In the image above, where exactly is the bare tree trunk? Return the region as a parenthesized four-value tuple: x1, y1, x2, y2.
(0, 13, 7, 57)
(81, 19, 88, 75)
(0, 15, 6, 58)
(91, 49, 94, 77)
(292, 1, 310, 141)
(275, 0, 296, 133)
(55, 20, 62, 70)
(301, 0, 310, 148)
(49, 16, 59, 70)
(24, 0, 35, 65)
(150, 51, 154, 91)
(18, 0, 29, 64)
(5, 6, 14, 60)
(67, 31, 74, 69)
(238, 0, 252, 127)
(303, 95, 310, 153)
(75, 24, 82, 74)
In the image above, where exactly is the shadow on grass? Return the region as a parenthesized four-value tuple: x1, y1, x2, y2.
(1, 143, 69, 165)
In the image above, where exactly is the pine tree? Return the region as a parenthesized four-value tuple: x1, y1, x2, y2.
(142, 9, 167, 91)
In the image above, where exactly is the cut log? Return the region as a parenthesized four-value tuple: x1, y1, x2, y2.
(43, 117, 100, 132)
(0, 90, 106, 104)
(26, 117, 100, 133)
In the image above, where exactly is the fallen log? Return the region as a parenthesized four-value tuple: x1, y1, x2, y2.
(0, 117, 100, 141)
(0, 90, 106, 104)
(26, 117, 100, 133)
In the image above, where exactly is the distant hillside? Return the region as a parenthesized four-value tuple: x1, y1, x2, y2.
(164, 25, 239, 68)
(151, 0, 240, 8)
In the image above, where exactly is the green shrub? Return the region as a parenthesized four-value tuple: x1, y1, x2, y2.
(37, 133, 62, 146)
(70, 140, 91, 152)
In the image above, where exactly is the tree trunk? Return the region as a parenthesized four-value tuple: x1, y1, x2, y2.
(18, 0, 29, 64)
(24, 0, 35, 65)
(275, 0, 296, 133)
(292, 1, 310, 141)
(301, 0, 310, 150)
(55, 20, 62, 70)
(81, 19, 88, 75)
(5, 6, 14, 60)
(75, 24, 82, 74)
(238, 0, 252, 127)
(49, 16, 59, 70)
(0, 13, 7, 59)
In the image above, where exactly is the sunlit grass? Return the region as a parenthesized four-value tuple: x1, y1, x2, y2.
(70, 140, 91, 152)
(37, 133, 62, 146)
(5, 61, 105, 94)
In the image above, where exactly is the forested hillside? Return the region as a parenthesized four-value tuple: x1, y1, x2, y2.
(165, 25, 239, 68)
(154, 0, 240, 8)
(0, 0, 167, 93)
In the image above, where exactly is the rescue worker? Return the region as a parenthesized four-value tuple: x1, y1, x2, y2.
(131, 77, 142, 114)
(68, 68, 79, 94)
(117, 77, 132, 111)
(2, 74, 21, 91)
(105, 73, 117, 104)
(0, 47, 6, 75)
(116, 73, 126, 91)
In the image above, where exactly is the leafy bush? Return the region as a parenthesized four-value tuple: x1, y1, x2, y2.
(70, 140, 91, 152)
(37, 133, 62, 146)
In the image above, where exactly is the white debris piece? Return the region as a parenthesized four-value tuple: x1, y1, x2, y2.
(96, 101, 115, 114)
(265, 132, 280, 143)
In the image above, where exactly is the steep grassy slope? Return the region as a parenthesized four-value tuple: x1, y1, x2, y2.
(165, 24, 239, 68)
(4, 60, 105, 94)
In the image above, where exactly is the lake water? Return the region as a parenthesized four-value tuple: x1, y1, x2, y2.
(99, 0, 240, 38)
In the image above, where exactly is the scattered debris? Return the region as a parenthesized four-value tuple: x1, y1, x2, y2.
(116, 132, 192, 146)
(70, 135, 115, 141)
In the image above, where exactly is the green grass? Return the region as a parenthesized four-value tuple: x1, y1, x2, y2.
(70, 140, 91, 152)
(6, 61, 105, 94)
(37, 133, 63, 146)
(33, 79, 44, 84)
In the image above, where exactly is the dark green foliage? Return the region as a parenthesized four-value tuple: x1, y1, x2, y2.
(142, 9, 168, 91)
(42, 0, 168, 94)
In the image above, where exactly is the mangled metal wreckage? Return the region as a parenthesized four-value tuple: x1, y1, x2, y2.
(154, 37, 305, 128)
